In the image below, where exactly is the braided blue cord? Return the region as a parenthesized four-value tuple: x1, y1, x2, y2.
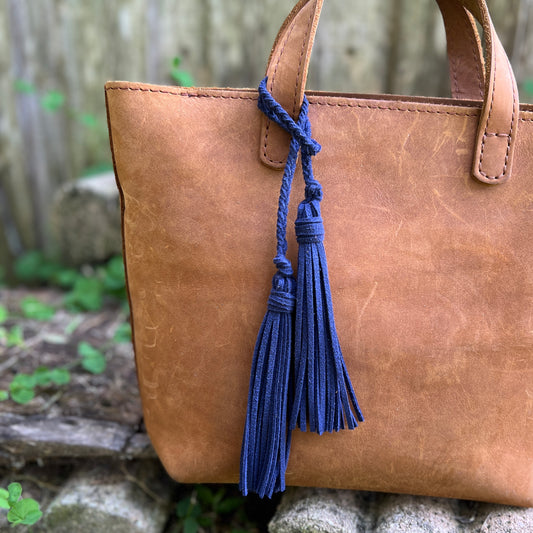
(258, 77, 322, 278)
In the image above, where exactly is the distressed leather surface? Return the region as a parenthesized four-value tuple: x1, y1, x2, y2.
(106, 81, 533, 506)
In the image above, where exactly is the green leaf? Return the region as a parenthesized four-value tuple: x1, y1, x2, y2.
(6, 325, 24, 347)
(523, 79, 533, 97)
(172, 57, 181, 69)
(197, 516, 214, 527)
(64, 276, 104, 311)
(80, 162, 114, 178)
(14, 79, 36, 93)
(10, 387, 35, 405)
(33, 366, 52, 386)
(176, 498, 190, 518)
(14, 251, 45, 283)
(51, 268, 80, 289)
(81, 354, 106, 375)
(20, 297, 55, 321)
(78, 342, 106, 374)
(50, 368, 70, 385)
(77, 113, 99, 129)
(78, 341, 100, 358)
(41, 90, 65, 112)
(7, 498, 42, 526)
(7, 483, 22, 506)
(0, 390, 9, 401)
(217, 497, 245, 514)
(0, 488, 9, 509)
(9, 374, 36, 404)
(0, 305, 8, 324)
(113, 322, 132, 343)
(196, 484, 214, 505)
(212, 487, 226, 507)
(103, 256, 126, 292)
(171, 70, 195, 87)
(183, 516, 199, 533)
(11, 373, 36, 389)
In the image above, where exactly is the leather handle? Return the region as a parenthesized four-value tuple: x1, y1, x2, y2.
(260, 0, 519, 185)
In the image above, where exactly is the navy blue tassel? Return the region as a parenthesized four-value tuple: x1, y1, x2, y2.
(291, 194, 364, 434)
(239, 273, 295, 497)
(240, 77, 363, 498)
(290, 93, 363, 434)
(240, 78, 303, 497)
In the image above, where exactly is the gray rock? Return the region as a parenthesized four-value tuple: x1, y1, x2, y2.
(269, 489, 533, 533)
(268, 487, 370, 533)
(375, 494, 459, 533)
(477, 504, 533, 533)
(52, 172, 122, 265)
(42, 462, 171, 533)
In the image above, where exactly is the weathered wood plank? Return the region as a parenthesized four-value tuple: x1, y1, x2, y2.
(1, 0, 532, 265)
(0, 414, 155, 464)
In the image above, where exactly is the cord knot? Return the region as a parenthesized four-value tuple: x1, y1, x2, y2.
(305, 183, 323, 201)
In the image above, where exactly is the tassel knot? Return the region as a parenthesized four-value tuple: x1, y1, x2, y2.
(305, 183, 323, 201)
(295, 211, 325, 245)
(268, 276, 296, 314)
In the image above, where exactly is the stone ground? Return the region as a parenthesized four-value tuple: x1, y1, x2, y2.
(0, 288, 531, 532)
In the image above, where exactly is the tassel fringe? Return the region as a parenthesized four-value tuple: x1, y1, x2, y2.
(240, 274, 296, 498)
(290, 199, 364, 434)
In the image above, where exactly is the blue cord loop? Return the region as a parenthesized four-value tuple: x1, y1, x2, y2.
(258, 77, 323, 276)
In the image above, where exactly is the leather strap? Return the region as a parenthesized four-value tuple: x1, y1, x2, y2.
(260, 0, 519, 185)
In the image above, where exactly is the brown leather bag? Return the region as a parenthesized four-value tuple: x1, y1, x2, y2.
(105, 0, 533, 506)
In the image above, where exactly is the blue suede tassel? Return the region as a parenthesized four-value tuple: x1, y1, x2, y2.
(240, 77, 363, 498)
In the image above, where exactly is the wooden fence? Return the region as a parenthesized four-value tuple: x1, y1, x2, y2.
(1, 0, 533, 271)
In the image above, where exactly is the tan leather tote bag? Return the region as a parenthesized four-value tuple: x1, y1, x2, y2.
(105, 0, 533, 506)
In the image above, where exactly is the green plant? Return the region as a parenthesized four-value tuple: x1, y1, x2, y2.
(175, 485, 249, 533)
(113, 322, 132, 343)
(170, 57, 195, 87)
(78, 341, 107, 374)
(2, 340, 107, 405)
(0, 482, 42, 527)
(20, 297, 55, 321)
(0, 324, 24, 348)
(7, 366, 71, 405)
(14, 79, 99, 130)
(13, 252, 128, 312)
(0, 304, 7, 323)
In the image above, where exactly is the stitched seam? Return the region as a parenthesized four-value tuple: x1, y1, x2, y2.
(451, 55, 460, 98)
(101, 87, 533, 122)
(478, 55, 515, 181)
(105, 86, 484, 115)
(462, 8, 484, 99)
(263, 14, 300, 165)
(292, 4, 315, 117)
(478, 54, 498, 180)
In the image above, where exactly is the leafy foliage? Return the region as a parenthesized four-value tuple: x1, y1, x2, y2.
(0, 305, 8, 324)
(78, 341, 107, 374)
(41, 90, 65, 112)
(0, 483, 42, 527)
(0, 324, 24, 348)
(20, 297, 55, 321)
(175, 485, 251, 533)
(113, 322, 132, 343)
(171, 57, 195, 87)
(13, 252, 128, 312)
(64, 276, 104, 312)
